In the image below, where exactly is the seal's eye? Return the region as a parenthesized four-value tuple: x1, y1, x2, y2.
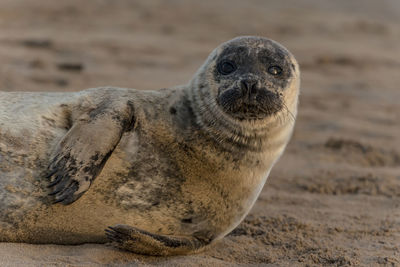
(268, 65, 283, 76)
(218, 60, 237, 75)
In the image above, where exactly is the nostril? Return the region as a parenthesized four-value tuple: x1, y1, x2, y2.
(250, 85, 257, 95)
(240, 80, 248, 91)
(240, 79, 258, 96)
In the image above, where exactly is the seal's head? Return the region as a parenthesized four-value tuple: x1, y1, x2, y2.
(190, 36, 300, 123)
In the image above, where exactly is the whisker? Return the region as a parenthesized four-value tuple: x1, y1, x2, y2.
(281, 101, 296, 123)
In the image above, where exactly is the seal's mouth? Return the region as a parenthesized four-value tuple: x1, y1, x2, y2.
(217, 86, 283, 121)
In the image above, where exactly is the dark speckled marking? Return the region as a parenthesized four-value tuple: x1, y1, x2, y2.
(181, 218, 193, 224)
(169, 107, 177, 114)
(90, 154, 99, 161)
(175, 92, 199, 131)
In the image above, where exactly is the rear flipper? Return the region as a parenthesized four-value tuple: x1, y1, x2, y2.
(105, 224, 212, 256)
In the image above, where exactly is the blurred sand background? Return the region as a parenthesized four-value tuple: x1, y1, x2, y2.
(0, 0, 399, 266)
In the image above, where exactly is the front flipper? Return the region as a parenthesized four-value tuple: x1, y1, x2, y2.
(105, 225, 212, 256)
(47, 98, 135, 205)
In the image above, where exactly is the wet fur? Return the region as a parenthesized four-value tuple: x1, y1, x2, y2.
(0, 36, 300, 255)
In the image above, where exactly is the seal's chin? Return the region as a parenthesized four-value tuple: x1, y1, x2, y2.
(217, 87, 283, 121)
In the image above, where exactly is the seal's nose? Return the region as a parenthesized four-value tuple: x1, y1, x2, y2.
(240, 79, 259, 97)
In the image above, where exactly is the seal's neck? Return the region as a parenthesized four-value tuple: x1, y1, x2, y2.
(187, 73, 296, 153)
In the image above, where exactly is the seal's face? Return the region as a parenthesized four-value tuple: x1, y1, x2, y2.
(212, 37, 299, 121)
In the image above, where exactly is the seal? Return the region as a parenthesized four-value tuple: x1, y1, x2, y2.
(0, 36, 300, 255)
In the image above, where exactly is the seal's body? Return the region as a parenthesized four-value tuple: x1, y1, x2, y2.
(0, 36, 300, 255)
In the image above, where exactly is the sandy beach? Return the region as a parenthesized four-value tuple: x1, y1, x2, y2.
(0, 0, 399, 265)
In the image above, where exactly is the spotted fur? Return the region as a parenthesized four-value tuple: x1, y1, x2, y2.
(0, 36, 300, 255)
